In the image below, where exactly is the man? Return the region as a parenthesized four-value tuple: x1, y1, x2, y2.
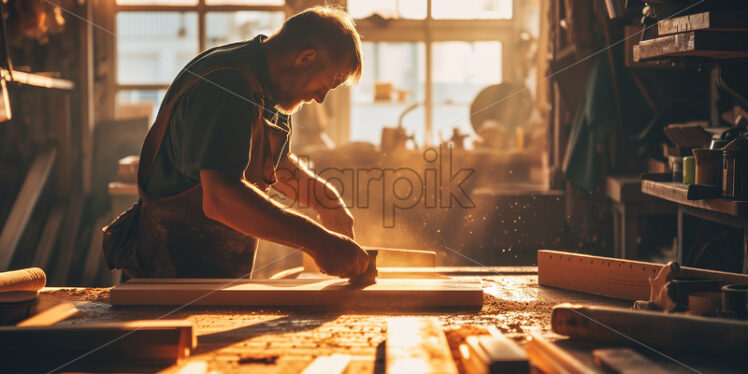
(124, 6, 369, 278)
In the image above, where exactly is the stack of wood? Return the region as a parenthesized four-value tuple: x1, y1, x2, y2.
(633, 11, 748, 61)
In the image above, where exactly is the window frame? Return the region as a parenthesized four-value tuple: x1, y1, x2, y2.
(350, 0, 522, 144)
(113, 0, 289, 94)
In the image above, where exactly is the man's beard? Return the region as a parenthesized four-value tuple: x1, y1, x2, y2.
(275, 99, 305, 115)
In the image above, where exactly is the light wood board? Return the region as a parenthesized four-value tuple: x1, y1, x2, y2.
(110, 278, 484, 309)
(386, 317, 458, 374)
(538, 250, 748, 300)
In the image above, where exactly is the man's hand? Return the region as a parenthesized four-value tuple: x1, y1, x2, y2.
(318, 206, 355, 239)
(309, 234, 369, 277)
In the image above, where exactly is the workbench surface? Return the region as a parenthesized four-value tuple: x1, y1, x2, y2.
(35, 272, 734, 373)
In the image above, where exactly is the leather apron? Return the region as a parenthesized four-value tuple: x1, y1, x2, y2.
(132, 65, 289, 278)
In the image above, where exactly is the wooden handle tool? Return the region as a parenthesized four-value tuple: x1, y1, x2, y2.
(0, 267, 46, 293)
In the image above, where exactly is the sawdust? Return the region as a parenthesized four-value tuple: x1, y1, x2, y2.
(44, 287, 110, 302)
(481, 293, 554, 314)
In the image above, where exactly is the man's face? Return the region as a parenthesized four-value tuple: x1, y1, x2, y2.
(274, 51, 349, 114)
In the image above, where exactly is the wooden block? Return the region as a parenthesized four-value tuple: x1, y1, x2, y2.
(658, 11, 748, 36)
(593, 348, 668, 374)
(31, 204, 66, 269)
(0, 320, 195, 371)
(0, 148, 57, 271)
(301, 354, 351, 374)
(111, 278, 483, 309)
(460, 327, 528, 374)
(525, 332, 595, 374)
(551, 304, 748, 356)
(386, 317, 458, 374)
(634, 31, 748, 61)
(537, 250, 748, 300)
(16, 302, 77, 327)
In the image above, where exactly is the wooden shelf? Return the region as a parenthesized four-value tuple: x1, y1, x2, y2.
(0, 68, 74, 90)
(641, 179, 748, 217)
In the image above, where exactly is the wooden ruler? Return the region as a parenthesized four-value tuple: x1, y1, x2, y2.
(538, 250, 748, 300)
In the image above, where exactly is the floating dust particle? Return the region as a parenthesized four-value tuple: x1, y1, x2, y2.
(237, 354, 279, 365)
(444, 325, 490, 374)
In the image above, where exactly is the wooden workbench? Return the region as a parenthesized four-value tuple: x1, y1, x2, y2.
(28, 269, 744, 373)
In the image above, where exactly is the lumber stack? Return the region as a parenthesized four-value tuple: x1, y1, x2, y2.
(633, 11, 748, 61)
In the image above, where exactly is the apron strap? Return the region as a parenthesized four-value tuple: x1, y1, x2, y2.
(137, 67, 265, 193)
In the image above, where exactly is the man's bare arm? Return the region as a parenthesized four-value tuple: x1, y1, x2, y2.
(200, 169, 367, 276)
(274, 154, 355, 238)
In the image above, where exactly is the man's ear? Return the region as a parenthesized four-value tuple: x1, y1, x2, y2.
(294, 48, 317, 67)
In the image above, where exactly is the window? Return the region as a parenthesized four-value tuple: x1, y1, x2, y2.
(113, 1, 287, 123)
(349, 0, 522, 146)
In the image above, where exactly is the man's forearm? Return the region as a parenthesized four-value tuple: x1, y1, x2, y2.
(275, 154, 346, 211)
(200, 169, 338, 254)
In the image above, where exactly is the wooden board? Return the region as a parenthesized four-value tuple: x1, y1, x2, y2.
(459, 327, 528, 374)
(110, 278, 483, 309)
(31, 203, 66, 269)
(0, 320, 195, 372)
(593, 348, 669, 374)
(641, 179, 747, 217)
(301, 354, 351, 374)
(525, 332, 595, 374)
(633, 31, 748, 61)
(386, 317, 458, 374)
(538, 250, 748, 300)
(0, 148, 57, 271)
(658, 11, 748, 36)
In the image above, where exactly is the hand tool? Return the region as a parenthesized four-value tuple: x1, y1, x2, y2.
(349, 249, 378, 286)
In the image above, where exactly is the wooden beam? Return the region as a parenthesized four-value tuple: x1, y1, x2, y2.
(0, 69, 74, 90)
(538, 250, 748, 300)
(551, 304, 748, 356)
(301, 354, 351, 374)
(50, 195, 85, 285)
(386, 317, 458, 374)
(31, 203, 66, 269)
(81, 215, 110, 285)
(16, 302, 78, 327)
(111, 278, 484, 309)
(0, 320, 195, 372)
(0, 149, 57, 270)
(634, 31, 748, 61)
(658, 11, 748, 36)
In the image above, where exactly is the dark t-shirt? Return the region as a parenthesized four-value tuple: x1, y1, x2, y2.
(143, 36, 290, 199)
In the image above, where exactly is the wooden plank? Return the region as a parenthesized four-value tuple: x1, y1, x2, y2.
(641, 179, 746, 217)
(593, 348, 669, 374)
(0, 148, 57, 270)
(551, 304, 748, 356)
(658, 11, 748, 36)
(31, 203, 66, 269)
(301, 354, 351, 374)
(0, 68, 74, 90)
(81, 215, 110, 285)
(538, 250, 748, 300)
(525, 332, 595, 374)
(0, 320, 195, 372)
(633, 31, 748, 61)
(50, 195, 85, 285)
(16, 302, 78, 327)
(386, 317, 458, 374)
(111, 279, 484, 309)
(459, 327, 529, 374)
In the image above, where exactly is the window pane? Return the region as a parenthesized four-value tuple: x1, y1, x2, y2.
(116, 89, 166, 126)
(432, 0, 512, 19)
(432, 41, 501, 143)
(116, 0, 197, 5)
(117, 12, 198, 85)
(206, 11, 285, 49)
(205, 0, 284, 4)
(348, 0, 426, 20)
(351, 42, 426, 145)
